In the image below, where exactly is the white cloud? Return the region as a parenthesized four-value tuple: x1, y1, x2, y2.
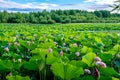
(0, 0, 58, 9)
(84, 0, 94, 2)
(84, 0, 116, 5)
(0, 0, 86, 12)
(51, 4, 89, 10)
(83, 0, 117, 11)
(96, 0, 116, 5)
(0, 0, 118, 12)
(39, 3, 58, 7)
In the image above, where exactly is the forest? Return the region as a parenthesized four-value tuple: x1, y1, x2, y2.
(0, 10, 120, 24)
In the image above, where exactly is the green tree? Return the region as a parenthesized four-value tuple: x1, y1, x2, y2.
(0, 11, 8, 23)
(94, 11, 102, 17)
(99, 10, 111, 18)
(48, 19, 56, 24)
(29, 13, 39, 23)
(0, 10, 120, 23)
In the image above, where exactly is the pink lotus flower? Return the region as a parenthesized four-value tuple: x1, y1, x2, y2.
(59, 50, 63, 56)
(84, 69, 91, 74)
(75, 52, 80, 56)
(73, 43, 78, 47)
(48, 48, 52, 53)
(94, 57, 101, 62)
(96, 61, 106, 68)
(4, 47, 9, 52)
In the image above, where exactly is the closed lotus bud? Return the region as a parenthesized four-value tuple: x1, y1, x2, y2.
(73, 43, 77, 47)
(17, 43, 20, 46)
(14, 42, 20, 46)
(7, 72, 12, 76)
(54, 42, 58, 47)
(75, 36, 78, 39)
(7, 42, 11, 46)
(63, 43, 66, 46)
(14, 42, 17, 45)
(33, 34, 36, 37)
(18, 59, 22, 63)
(54, 42, 58, 45)
(48, 48, 52, 53)
(66, 48, 68, 52)
(70, 36, 73, 39)
(75, 52, 80, 56)
(32, 41, 34, 44)
(94, 57, 101, 62)
(22, 36, 25, 40)
(100, 50, 103, 53)
(115, 54, 120, 58)
(12, 58, 16, 63)
(27, 41, 31, 46)
(4, 47, 9, 52)
(93, 68, 100, 79)
(59, 50, 63, 56)
(102, 44, 105, 47)
(61, 37, 64, 41)
(84, 69, 91, 74)
(96, 61, 106, 68)
(79, 44, 82, 47)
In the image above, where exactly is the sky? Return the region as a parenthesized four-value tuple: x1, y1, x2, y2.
(0, 0, 117, 12)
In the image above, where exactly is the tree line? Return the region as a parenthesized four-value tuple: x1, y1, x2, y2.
(0, 10, 120, 24)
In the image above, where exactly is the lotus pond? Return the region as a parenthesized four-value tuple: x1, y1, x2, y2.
(0, 23, 120, 80)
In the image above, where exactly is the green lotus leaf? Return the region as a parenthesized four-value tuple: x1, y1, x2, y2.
(6, 75, 30, 80)
(51, 62, 84, 80)
(82, 53, 96, 66)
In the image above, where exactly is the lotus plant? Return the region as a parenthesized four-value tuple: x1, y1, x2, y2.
(7, 42, 11, 46)
(27, 41, 31, 46)
(94, 57, 101, 62)
(4, 47, 9, 52)
(48, 48, 52, 53)
(94, 57, 106, 68)
(75, 52, 80, 56)
(12, 58, 16, 63)
(93, 68, 100, 79)
(73, 43, 78, 47)
(96, 61, 106, 68)
(14, 42, 20, 46)
(84, 69, 91, 75)
(18, 59, 22, 63)
(59, 50, 63, 56)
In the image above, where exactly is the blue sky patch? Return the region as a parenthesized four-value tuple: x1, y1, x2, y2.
(0, 0, 115, 12)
